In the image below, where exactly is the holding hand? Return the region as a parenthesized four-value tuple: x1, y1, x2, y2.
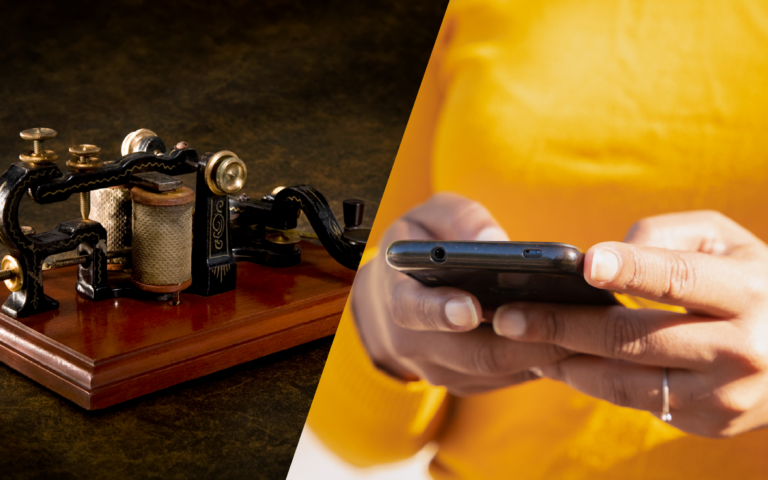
(493, 211, 768, 438)
(353, 193, 571, 396)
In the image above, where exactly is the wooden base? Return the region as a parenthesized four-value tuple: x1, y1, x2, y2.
(0, 242, 354, 409)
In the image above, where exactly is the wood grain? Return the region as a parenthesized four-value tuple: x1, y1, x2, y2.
(0, 242, 354, 409)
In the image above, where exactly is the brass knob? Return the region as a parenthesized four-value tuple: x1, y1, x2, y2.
(67, 144, 103, 170)
(205, 150, 247, 196)
(0, 256, 23, 292)
(19, 128, 58, 164)
(67, 144, 102, 219)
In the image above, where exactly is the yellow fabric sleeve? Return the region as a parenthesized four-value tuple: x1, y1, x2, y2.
(306, 299, 448, 466)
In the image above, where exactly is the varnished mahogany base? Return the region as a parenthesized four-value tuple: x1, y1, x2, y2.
(0, 242, 354, 409)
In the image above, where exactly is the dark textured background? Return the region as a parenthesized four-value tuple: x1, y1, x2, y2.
(0, 0, 447, 478)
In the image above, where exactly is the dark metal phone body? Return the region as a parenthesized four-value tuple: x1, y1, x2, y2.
(386, 241, 619, 309)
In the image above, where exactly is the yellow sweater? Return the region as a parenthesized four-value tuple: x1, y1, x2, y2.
(307, 1, 768, 478)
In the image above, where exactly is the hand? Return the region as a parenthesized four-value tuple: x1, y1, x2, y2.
(353, 193, 571, 396)
(492, 211, 768, 437)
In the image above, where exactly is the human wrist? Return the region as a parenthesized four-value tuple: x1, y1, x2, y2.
(352, 300, 419, 382)
(351, 263, 420, 382)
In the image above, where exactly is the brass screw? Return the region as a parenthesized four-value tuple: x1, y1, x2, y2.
(0, 250, 133, 290)
(19, 128, 59, 164)
(41, 248, 131, 271)
(67, 144, 103, 220)
(80, 192, 91, 220)
(0, 256, 22, 292)
(67, 144, 102, 169)
(204, 150, 247, 196)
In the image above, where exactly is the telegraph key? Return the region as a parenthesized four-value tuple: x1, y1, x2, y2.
(0, 128, 370, 317)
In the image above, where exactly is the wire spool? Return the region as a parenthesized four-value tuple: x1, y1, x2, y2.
(89, 186, 132, 270)
(130, 186, 194, 293)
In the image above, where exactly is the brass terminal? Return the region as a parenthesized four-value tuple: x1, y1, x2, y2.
(19, 128, 58, 164)
(0, 256, 22, 292)
(67, 144, 103, 219)
(67, 144, 103, 170)
(205, 150, 247, 196)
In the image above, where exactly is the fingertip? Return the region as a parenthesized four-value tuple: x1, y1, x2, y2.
(444, 295, 480, 330)
(492, 304, 527, 338)
(585, 244, 623, 285)
(473, 226, 509, 242)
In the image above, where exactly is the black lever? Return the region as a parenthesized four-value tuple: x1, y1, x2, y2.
(343, 199, 365, 229)
(342, 198, 369, 248)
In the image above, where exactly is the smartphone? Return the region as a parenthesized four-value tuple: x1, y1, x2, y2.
(386, 241, 619, 308)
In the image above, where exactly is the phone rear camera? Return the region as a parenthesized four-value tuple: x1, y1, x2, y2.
(523, 249, 542, 259)
(430, 246, 447, 263)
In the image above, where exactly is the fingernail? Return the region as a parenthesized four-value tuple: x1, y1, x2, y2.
(445, 296, 478, 328)
(493, 308, 527, 337)
(591, 249, 620, 282)
(473, 226, 509, 242)
(529, 367, 543, 377)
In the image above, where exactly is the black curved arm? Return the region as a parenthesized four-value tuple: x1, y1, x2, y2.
(30, 147, 198, 204)
(229, 185, 366, 270)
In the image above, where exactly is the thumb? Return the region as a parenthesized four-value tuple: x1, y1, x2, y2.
(584, 241, 748, 317)
(402, 192, 508, 241)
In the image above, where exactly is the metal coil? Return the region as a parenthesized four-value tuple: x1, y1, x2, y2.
(130, 186, 194, 293)
(90, 186, 132, 270)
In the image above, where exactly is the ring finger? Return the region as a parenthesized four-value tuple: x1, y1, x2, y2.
(541, 355, 700, 422)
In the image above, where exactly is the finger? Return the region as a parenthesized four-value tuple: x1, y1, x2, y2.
(400, 192, 509, 241)
(390, 274, 482, 331)
(400, 324, 572, 377)
(584, 242, 753, 316)
(417, 363, 542, 398)
(492, 302, 730, 370)
(623, 210, 760, 254)
(540, 355, 698, 422)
